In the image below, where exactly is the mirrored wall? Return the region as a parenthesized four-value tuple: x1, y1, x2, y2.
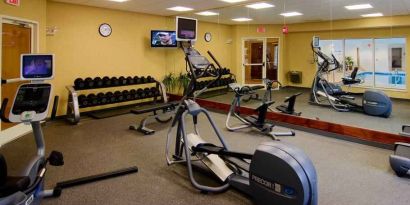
(166, 0, 410, 135)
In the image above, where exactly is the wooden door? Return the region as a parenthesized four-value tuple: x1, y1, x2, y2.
(266, 38, 279, 81)
(250, 42, 263, 79)
(1, 23, 31, 130)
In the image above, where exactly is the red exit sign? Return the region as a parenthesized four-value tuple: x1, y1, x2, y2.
(5, 0, 20, 6)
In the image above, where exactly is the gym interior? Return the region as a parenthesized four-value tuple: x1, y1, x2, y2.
(1, 0, 410, 205)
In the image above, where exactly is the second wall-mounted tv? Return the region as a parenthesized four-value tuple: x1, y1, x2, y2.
(151, 30, 177, 48)
(176, 16, 197, 41)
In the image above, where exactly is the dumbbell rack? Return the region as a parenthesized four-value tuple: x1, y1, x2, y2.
(194, 73, 235, 98)
(66, 76, 166, 124)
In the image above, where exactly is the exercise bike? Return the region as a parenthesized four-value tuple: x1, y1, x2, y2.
(165, 40, 317, 205)
(0, 54, 64, 205)
(310, 38, 392, 117)
(261, 79, 302, 116)
(226, 82, 295, 140)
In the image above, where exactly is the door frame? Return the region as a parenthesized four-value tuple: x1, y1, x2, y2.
(241, 36, 281, 86)
(0, 15, 39, 147)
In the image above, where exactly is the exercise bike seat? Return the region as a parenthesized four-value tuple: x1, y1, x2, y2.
(0, 155, 30, 198)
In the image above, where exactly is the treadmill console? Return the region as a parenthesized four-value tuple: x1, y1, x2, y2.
(9, 83, 52, 123)
(187, 55, 210, 69)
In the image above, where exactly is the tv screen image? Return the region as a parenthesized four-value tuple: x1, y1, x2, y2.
(176, 17, 197, 41)
(21, 54, 54, 80)
(151, 30, 177, 47)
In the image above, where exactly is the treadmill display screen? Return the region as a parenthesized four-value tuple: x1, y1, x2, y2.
(12, 84, 51, 115)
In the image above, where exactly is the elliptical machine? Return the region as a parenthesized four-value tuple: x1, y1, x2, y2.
(226, 81, 295, 140)
(166, 17, 317, 205)
(310, 36, 392, 117)
(0, 54, 64, 205)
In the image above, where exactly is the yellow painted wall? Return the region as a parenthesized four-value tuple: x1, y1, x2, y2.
(46, 2, 173, 114)
(46, 2, 234, 115)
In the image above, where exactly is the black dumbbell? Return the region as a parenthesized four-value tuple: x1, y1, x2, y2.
(133, 76, 140, 84)
(102, 76, 112, 87)
(150, 87, 159, 97)
(126, 76, 134, 85)
(114, 91, 124, 102)
(78, 94, 88, 107)
(74, 78, 85, 90)
(87, 94, 98, 106)
(122, 90, 132, 101)
(140, 76, 147, 84)
(147, 76, 155, 83)
(119, 76, 127, 86)
(143, 88, 151, 97)
(137, 88, 145, 98)
(94, 77, 103, 88)
(130, 89, 138, 100)
(97, 92, 108, 105)
(105, 92, 115, 103)
(84, 77, 94, 89)
(111, 77, 120, 87)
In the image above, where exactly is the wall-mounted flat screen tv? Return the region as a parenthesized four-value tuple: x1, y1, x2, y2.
(151, 30, 177, 48)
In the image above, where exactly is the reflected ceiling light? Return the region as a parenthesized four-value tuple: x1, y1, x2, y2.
(221, 0, 247, 3)
(167, 6, 194, 12)
(246, 2, 275, 9)
(232, 17, 253, 22)
(361, 13, 383, 17)
(196, 11, 219, 16)
(108, 0, 129, 2)
(280, 12, 303, 17)
(345, 4, 373, 10)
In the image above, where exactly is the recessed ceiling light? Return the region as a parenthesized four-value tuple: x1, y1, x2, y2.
(361, 13, 383, 17)
(167, 6, 194, 12)
(221, 0, 247, 3)
(196, 11, 219, 16)
(108, 0, 129, 2)
(280, 12, 303, 17)
(345, 4, 373, 10)
(246, 3, 274, 9)
(232, 17, 252, 22)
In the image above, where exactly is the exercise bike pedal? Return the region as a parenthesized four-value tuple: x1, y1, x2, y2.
(48, 150, 64, 166)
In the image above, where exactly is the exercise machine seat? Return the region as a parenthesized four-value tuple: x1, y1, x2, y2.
(249, 85, 265, 91)
(342, 67, 361, 85)
(131, 101, 178, 114)
(0, 155, 30, 197)
(342, 78, 361, 85)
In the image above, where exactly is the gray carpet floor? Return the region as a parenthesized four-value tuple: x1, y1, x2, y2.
(204, 87, 410, 134)
(1, 112, 409, 205)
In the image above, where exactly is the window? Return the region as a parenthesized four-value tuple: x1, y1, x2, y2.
(318, 38, 406, 90)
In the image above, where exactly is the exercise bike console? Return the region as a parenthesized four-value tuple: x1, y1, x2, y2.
(9, 83, 52, 123)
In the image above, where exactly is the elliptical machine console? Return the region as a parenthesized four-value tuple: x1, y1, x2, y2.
(0, 54, 63, 205)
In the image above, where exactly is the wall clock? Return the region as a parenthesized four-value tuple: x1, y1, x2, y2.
(204, 32, 212, 42)
(99, 23, 112, 37)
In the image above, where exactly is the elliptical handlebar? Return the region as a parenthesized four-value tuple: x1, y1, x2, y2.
(311, 41, 341, 73)
(0, 98, 10, 123)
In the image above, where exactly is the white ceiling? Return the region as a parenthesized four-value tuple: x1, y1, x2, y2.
(52, 0, 410, 24)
